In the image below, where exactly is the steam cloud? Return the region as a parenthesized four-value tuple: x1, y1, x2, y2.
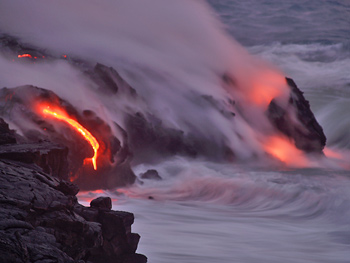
(1, 0, 345, 168)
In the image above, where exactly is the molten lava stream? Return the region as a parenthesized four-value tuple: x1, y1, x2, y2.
(18, 54, 33, 58)
(41, 106, 99, 170)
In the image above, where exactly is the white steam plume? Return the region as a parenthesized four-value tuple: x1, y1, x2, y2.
(0, 0, 302, 163)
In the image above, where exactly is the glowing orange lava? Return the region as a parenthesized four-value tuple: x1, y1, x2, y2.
(18, 54, 33, 58)
(264, 136, 308, 167)
(42, 106, 99, 170)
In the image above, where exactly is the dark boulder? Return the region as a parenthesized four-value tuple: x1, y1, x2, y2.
(267, 77, 326, 153)
(140, 169, 162, 181)
(90, 197, 112, 210)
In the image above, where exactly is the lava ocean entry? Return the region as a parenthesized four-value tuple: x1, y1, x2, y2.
(0, 0, 347, 194)
(1, 1, 350, 263)
(0, 2, 343, 190)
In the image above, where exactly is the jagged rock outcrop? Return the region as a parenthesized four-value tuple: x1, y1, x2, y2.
(74, 200, 144, 263)
(268, 77, 326, 153)
(140, 170, 162, 181)
(0, 118, 69, 180)
(0, 160, 146, 263)
(0, 117, 146, 262)
(0, 142, 69, 181)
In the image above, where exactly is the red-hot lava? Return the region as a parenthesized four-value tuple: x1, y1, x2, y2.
(264, 135, 308, 167)
(40, 105, 100, 170)
(18, 54, 33, 58)
(17, 54, 46, 59)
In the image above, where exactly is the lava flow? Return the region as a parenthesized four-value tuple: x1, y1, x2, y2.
(41, 106, 100, 170)
(264, 135, 308, 167)
(18, 54, 33, 58)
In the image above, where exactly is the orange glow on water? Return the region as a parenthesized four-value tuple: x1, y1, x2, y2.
(18, 54, 33, 58)
(264, 136, 308, 166)
(41, 105, 99, 170)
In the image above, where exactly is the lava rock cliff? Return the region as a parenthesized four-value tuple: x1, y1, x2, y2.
(0, 118, 147, 263)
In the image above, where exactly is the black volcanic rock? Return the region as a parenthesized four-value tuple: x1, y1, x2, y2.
(75, 208, 143, 263)
(0, 117, 146, 262)
(0, 34, 48, 62)
(125, 112, 197, 162)
(0, 117, 70, 180)
(0, 142, 69, 181)
(125, 112, 231, 163)
(90, 196, 112, 210)
(0, 159, 147, 263)
(87, 63, 137, 96)
(0, 118, 17, 145)
(57, 180, 80, 196)
(140, 169, 162, 181)
(268, 77, 326, 153)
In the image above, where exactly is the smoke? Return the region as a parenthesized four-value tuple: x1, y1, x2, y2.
(0, 57, 93, 105)
(0, 0, 231, 71)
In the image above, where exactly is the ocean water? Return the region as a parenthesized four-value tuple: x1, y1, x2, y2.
(0, 0, 349, 262)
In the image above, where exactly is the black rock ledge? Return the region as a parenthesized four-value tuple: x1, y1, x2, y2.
(0, 119, 147, 263)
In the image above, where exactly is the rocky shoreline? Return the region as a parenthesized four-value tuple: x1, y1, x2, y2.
(0, 33, 327, 263)
(0, 119, 147, 263)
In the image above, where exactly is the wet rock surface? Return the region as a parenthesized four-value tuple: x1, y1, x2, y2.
(0, 159, 147, 263)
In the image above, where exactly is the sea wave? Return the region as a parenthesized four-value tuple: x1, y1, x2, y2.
(80, 158, 350, 222)
(248, 42, 350, 92)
